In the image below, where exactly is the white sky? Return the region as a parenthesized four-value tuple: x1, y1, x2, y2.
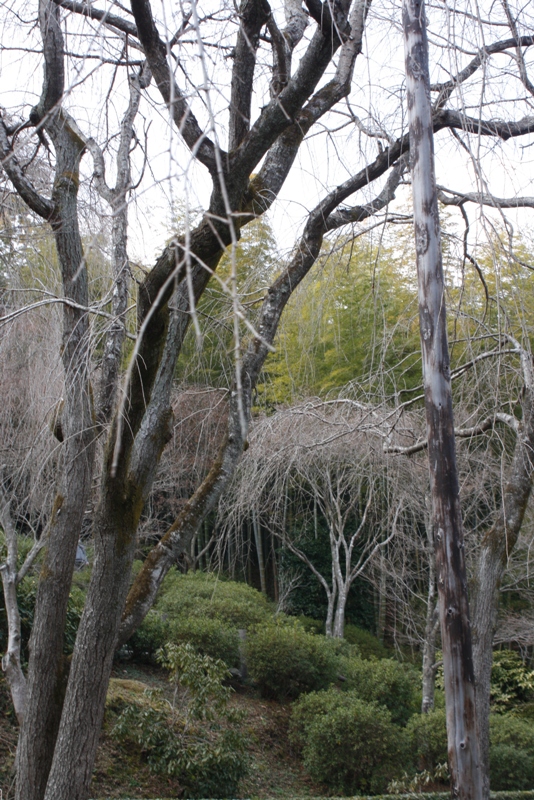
(1, 0, 534, 267)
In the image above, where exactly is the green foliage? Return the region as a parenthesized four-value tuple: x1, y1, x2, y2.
(490, 713, 534, 791)
(260, 234, 421, 403)
(339, 655, 419, 726)
(0, 570, 85, 660)
(156, 570, 273, 629)
(343, 624, 391, 660)
(296, 614, 325, 634)
(490, 712, 534, 755)
(158, 642, 233, 721)
(246, 619, 340, 700)
(128, 609, 171, 662)
(63, 583, 86, 653)
(112, 643, 248, 798)
(328, 794, 534, 800)
(177, 216, 278, 388)
(0, 531, 36, 568)
(405, 708, 448, 772)
(169, 617, 240, 667)
(491, 745, 534, 791)
(387, 762, 449, 794)
(290, 688, 408, 795)
(491, 650, 534, 712)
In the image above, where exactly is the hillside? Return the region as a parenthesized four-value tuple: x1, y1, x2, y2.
(0, 663, 320, 800)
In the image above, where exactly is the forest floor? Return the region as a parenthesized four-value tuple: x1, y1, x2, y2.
(0, 663, 321, 800)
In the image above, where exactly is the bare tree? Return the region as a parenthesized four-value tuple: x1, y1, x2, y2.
(403, 0, 482, 794)
(221, 401, 409, 636)
(0, 1, 533, 799)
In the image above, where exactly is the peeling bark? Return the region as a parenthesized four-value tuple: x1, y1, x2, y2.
(422, 504, 439, 714)
(403, 1, 482, 797)
(5, 3, 533, 800)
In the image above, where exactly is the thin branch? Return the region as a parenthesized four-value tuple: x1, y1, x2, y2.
(53, 0, 138, 37)
(384, 415, 513, 455)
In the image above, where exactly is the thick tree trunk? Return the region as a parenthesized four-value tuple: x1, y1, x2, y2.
(15, 8, 97, 800)
(403, 1, 482, 797)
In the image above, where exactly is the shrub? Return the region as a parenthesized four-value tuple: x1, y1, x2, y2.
(296, 614, 324, 635)
(490, 710, 534, 789)
(246, 620, 339, 700)
(491, 713, 534, 757)
(491, 650, 534, 712)
(343, 624, 391, 659)
(128, 609, 171, 662)
(156, 571, 273, 629)
(169, 616, 240, 667)
(340, 655, 419, 725)
(490, 744, 534, 791)
(406, 708, 448, 771)
(290, 688, 407, 795)
(112, 643, 248, 798)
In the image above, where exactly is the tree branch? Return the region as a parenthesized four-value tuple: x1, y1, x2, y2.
(129, 0, 218, 174)
(53, 0, 138, 36)
(384, 415, 509, 455)
(431, 34, 534, 108)
(438, 186, 534, 209)
(229, 0, 270, 151)
(0, 118, 54, 220)
(437, 108, 534, 141)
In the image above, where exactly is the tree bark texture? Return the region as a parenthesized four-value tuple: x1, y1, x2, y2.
(471, 373, 534, 795)
(0, 482, 29, 724)
(15, 5, 97, 800)
(8, 1, 533, 798)
(422, 511, 439, 714)
(403, 1, 482, 797)
(13, 5, 372, 798)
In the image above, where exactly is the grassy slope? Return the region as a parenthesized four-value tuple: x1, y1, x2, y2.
(0, 664, 320, 800)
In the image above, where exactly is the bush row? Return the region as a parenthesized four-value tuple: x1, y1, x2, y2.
(291, 694, 534, 795)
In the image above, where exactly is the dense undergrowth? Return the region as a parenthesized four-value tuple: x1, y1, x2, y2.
(3, 566, 534, 797)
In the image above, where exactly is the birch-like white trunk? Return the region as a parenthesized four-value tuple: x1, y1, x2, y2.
(403, 1, 482, 796)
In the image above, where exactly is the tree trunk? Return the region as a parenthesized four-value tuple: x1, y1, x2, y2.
(0, 482, 27, 723)
(471, 382, 534, 796)
(333, 586, 348, 639)
(422, 506, 439, 713)
(15, 8, 97, 800)
(403, 1, 482, 796)
(252, 508, 267, 595)
(324, 586, 336, 638)
(421, 599, 439, 714)
(377, 551, 387, 643)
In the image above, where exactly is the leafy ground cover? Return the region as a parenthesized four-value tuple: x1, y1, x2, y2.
(0, 662, 320, 800)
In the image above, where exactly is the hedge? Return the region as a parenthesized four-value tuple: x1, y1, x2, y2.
(93, 793, 534, 800)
